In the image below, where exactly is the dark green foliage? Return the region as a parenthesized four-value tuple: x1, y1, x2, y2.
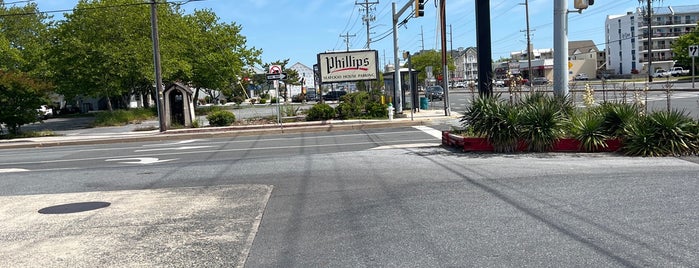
(518, 94, 568, 152)
(569, 111, 609, 152)
(306, 103, 335, 121)
(230, 95, 245, 105)
(92, 108, 157, 127)
(206, 110, 236, 126)
(598, 102, 639, 138)
(622, 110, 699, 156)
(461, 96, 520, 152)
(0, 71, 51, 135)
(335, 91, 387, 119)
(195, 105, 224, 116)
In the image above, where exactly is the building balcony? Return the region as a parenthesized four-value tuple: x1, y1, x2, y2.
(639, 20, 698, 27)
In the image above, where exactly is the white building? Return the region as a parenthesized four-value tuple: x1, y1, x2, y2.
(287, 62, 314, 97)
(606, 4, 699, 75)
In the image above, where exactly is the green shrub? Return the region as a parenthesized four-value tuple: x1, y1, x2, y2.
(195, 105, 224, 116)
(366, 102, 388, 118)
(518, 94, 568, 152)
(462, 96, 520, 152)
(336, 92, 388, 119)
(206, 110, 236, 126)
(569, 111, 609, 152)
(622, 110, 698, 156)
(306, 103, 335, 121)
(598, 102, 639, 138)
(231, 95, 245, 105)
(259, 98, 267, 104)
(92, 108, 157, 127)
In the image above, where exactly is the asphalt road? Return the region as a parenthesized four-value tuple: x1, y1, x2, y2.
(1, 126, 698, 267)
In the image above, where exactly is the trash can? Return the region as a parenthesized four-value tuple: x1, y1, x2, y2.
(420, 97, 429, 110)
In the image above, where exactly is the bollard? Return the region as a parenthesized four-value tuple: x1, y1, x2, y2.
(387, 103, 394, 121)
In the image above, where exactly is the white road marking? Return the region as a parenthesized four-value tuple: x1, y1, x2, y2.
(412, 126, 443, 139)
(135, 146, 214, 152)
(105, 157, 177, 165)
(0, 168, 29, 173)
(370, 143, 441, 150)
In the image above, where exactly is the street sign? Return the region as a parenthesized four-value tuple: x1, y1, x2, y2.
(266, 72, 287, 81)
(269, 65, 282, 74)
(689, 45, 699, 57)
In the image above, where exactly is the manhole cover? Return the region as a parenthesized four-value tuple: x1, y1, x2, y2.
(38, 201, 111, 214)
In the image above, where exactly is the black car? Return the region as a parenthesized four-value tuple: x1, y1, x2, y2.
(425, 86, 444, 101)
(322, 91, 347, 101)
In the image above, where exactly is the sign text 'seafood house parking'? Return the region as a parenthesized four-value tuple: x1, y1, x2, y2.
(317, 50, 379, 83)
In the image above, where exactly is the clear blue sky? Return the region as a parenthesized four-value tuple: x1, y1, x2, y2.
(30, 0, 699, 69)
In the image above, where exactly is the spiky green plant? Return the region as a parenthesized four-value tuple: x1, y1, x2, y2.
(569, 111, 609, 152)
(461, 95, 520, 152)
(598, 102, 640, 138)
(622, 110, 698, 156)
(518, 94, 568, 152)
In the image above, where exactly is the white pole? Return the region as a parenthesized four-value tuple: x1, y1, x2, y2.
(553, 0, 569, 97)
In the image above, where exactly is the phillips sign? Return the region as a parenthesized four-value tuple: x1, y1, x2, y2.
(317, 50, 379, 83)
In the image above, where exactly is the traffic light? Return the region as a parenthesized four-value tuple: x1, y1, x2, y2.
(415, 0, 425, 18)
(574, 0, 594, 10)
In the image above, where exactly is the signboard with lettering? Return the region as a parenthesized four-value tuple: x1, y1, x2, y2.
(317, 50, 379, 83)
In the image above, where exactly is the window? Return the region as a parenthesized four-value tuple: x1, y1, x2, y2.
(632, 50, 636, 60)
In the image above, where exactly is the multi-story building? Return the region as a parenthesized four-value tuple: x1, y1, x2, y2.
(606, 4, 699, 75)
(449, 47, 478, 84)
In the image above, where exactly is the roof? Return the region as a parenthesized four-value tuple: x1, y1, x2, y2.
(568, 40, 598, 56)
(289, 62, 312, 72)
(654, 4, 699, 15)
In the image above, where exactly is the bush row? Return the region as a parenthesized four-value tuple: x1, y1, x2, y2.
(460, 93, 699, 156)
(306, 91, 388, 121)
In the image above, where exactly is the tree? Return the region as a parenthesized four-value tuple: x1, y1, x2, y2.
(0, 2, 52, 76)
(49, 0, 158, 111)
(0, 71, 51, 135)
(671, 23, 699, 68)
(181, 9, 261, 106)
(405, 50, 455, 83)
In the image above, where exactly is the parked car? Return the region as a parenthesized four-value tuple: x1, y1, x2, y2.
(322, 91, 347, 101)
(36, 105, 53, 119)
(652, 69, 671, 78)
(670, 67, 690, 77)
(425, 85, 444, 101)
(574, 73, 589, 80)
(454, 82, 466, 88)
(305, 90, 318, 101)
(528, 77, 549, 86)
(493, 80, 505, 87)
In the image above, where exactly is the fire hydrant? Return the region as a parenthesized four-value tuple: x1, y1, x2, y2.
(387, 103, 394, 121)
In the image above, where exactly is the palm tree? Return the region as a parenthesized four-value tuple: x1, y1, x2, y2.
(639, 0, 663, 82)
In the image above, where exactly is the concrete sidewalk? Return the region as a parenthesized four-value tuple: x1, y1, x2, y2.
(0, 109, 461, 149)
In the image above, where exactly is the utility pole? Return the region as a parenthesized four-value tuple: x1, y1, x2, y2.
(645, 0, 654, 82)
(420, 26, 425, 51)
(149, 0, 166, 132)
(439, 0, 450, 116)
(356, 0, 378, 49)
(340, 32, 356, 51)
(522, 0, 533, 80)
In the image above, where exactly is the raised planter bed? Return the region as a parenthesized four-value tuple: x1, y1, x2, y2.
(442, 131, 622, 153)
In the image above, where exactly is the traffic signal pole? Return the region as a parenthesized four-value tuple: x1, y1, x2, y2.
(553, 0, 569, 97)
(391, 1, 415, 114)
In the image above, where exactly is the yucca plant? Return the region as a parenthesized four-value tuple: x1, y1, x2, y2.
(569, 111, 609, 152)
(518, 94, 568, 152)
(598, 102, 640, 138)
(461, 95, 520, 152)
(622, 110, 699, 156)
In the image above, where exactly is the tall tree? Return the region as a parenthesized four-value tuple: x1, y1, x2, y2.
(262, 59, 300, 102)
(671, 23, 699, 68)
(407, 50, 455, 84)
(181, 9, 261, 106)
(0, 2, 52, 76)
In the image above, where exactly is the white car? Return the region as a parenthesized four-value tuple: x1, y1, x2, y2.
(37, 105, 53, 119)
(574, 73, 589, 80)
(652, 69, 671, 78)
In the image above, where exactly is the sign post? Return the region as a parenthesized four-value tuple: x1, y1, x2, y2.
(690, 45, 698, 88)
(267, 65, 286, 127)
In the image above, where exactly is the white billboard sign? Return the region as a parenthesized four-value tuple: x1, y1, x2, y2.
(317, 50, 379, 83)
